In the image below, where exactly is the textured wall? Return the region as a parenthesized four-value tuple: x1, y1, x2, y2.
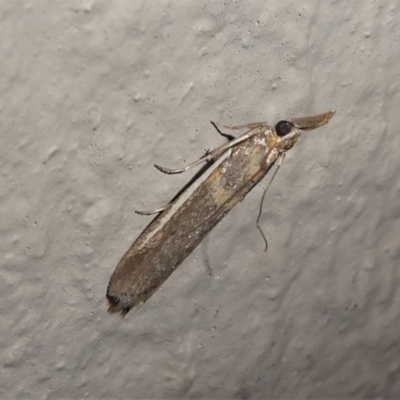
(1, 1, 399, 398)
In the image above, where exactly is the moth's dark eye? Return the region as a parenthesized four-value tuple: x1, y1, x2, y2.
(275, 120, 293, 137)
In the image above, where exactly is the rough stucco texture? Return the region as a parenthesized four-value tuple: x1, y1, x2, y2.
(1, 1, 400, 399)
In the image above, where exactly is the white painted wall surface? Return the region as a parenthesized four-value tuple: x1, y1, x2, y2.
(1, 1, 399, 398)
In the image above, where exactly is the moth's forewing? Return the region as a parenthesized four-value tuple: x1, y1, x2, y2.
(107, 129, 277, 315)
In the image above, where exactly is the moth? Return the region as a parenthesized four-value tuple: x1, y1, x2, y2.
(107, 111, 335, 316)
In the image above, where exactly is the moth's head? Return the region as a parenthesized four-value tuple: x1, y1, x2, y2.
(274, 110, 335, 149)
(273, 120, 301, 150)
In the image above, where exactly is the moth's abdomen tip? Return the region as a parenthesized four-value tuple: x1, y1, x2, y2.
(106, 292, 132, 317)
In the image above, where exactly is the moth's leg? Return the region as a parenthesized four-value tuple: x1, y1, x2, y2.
(210, 121, 235, 141)
(135, 206, 167, 215)
(154, 157, 213, 174)
(256, 152, 286, 252)
(155, 125, 263, 175)
(139, 160, 212, 215)
(211, 120, 268, 141)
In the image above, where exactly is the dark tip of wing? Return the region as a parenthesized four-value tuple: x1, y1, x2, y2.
(106, 293, 131, 317)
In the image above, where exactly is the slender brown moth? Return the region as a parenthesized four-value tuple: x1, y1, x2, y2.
(107, 111, 335, 316)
